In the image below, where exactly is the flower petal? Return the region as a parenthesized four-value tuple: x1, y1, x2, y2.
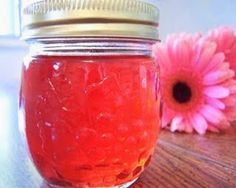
(203, 53, 225, 74)
(199, 105, 226, 124)
(170, 116, 183, 132)
(207, 124, 220, 133)
(196, 41, 217, 71)
(206, 97, 225, 110)
(210, 26, 235, 51)
(204, 86, 229, 98)
(184, 120, 194, 133)
(172, 39, 191, 65)
(224, 107, 236, 122)
(161, 106, 175, 128)
(190, 113, 208, 135)
(153, 44, 171, 71)
(203, 70, 234, 85)
(222, 96, 236, 107)
(222, 80, 236, 94)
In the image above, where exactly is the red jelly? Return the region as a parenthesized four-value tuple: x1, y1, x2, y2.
(20, 0, 160, 187)
(20, 55, 160, 187)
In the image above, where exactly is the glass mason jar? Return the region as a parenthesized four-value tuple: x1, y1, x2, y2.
(20, 0, 161, 187)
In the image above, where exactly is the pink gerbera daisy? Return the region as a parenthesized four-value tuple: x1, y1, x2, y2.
(153, 33, 236, 134)
(207, 26, 236, 76)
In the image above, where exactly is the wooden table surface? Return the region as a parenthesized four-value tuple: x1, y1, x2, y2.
(0, 86, 236, 188)
(133, 125, 236, 188)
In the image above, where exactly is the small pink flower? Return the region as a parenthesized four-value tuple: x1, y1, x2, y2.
(207, 26, 236, 77)
(153, 33, 236, 134)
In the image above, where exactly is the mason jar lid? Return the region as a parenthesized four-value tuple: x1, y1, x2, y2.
(21, 0, 160, 41)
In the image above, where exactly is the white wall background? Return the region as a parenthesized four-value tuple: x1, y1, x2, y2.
(158, 0, 236, 40)
(0, 0, 236, 86)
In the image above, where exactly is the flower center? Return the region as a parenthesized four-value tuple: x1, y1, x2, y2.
(172, 81, 192, 103)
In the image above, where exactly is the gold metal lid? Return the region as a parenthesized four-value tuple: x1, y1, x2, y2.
(21, 0, 160, 41)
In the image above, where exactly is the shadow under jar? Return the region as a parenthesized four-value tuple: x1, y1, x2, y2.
(20, 0, 161, 187)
